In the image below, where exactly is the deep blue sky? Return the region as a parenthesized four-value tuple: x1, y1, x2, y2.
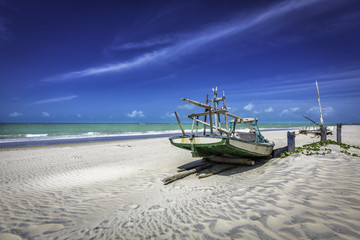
(1, 0, 359, 123)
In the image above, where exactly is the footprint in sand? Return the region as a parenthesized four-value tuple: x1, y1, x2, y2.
(148, 205, 165, 213)
(122, 221, 135, 228)
(192, 186, 214, 191)
(0, 233, 22, 240)
(27, 224, 64, 238)
(231, 195, 243, 201)
(121, 204, 139, 211)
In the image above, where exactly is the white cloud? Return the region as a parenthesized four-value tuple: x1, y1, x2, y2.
(264, 107, 274, 113)
(280, 109, 289, 115)
(177, 104, 195, 110)
(31, 95, 78, 105)
(308, 106, 333, 116)
(162, 112, 176, 119)
(280, 107, 300, 115)
(308, 106, 317, 112)
(244, 103, 254, 111)
(9, 112, 22, 117)
(127, 110, 145, 118)
(44, 0, 322, 82)
(289, 107, 299, 112)
(42, 112, 50, 118)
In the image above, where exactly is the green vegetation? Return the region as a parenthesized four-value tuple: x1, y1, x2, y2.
(280, 141, 360, 158)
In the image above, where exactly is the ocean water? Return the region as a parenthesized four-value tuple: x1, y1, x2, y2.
(0, 123, 329, 147)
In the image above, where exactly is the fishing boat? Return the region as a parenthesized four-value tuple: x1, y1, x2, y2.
(169, 88, 275, 161)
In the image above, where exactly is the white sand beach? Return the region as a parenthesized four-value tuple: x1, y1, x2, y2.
(1, 125, 360, 239)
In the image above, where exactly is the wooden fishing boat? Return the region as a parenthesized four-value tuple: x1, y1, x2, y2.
(169, 88, 275, 161)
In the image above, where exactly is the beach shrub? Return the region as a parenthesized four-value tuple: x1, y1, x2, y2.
(278, 141, 360, 158)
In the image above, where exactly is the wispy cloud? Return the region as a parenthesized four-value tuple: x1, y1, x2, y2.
(161, 112, 176, 119)
(43, 51, 167, 81)
(226, 66, 360, 100)
(112, 35, 174, 50)
(264, 107, 274, 113)
(280, 107, 300, 115)
(126, 110, 145, 118)
(9, 112, 22, 117)
(244, 103, 254, 111)
(44, 0, 322, 82)
(31, 95, 78, 105)
(177, 104, 195, 110)
(42, 112, 50, 118)
(308, 106, 333, 116)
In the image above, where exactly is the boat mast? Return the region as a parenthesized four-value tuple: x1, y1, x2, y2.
(315, 78, 324, 126)
(212, 87, 218, 133)
(181, 88, 253, 137)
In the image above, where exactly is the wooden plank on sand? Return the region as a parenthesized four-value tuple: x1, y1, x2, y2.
(162, 163, 214, 184)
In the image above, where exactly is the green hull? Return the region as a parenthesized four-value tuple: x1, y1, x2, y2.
(169, 136, 274, 158)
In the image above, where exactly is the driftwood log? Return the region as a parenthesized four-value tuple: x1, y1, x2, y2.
(205, 156, 255, 166)
(198, 164, 238, 179)
(162, 163, 214, 184)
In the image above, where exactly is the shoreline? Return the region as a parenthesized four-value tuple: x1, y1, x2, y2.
(0, 132, 177, 149)
(0, 124, 341, 148)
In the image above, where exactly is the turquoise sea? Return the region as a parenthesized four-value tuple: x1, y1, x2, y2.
(0, 123, 331, 147)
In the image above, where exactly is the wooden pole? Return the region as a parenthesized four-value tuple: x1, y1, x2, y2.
(190, 117, 195, 137)
(191, 117, 231, 135)
(222, 90, 226, 108)
(287, 131, 295, 153)
(181, 98, 211, 109)
(232, 121, 236, 134)
(224, 113, 229, 136)
(174, 111, 185, 136)
(188, 109, 227, 118)
(203, 94, 209, 135)
(315, 79, 324, 125)
(209, 108, 213, 134)
(303, 115, 321, 126)
(217, 113, 222, 133)
(337, 123, 342, 143)
(320, 125, 327, 141)
(195, 116, 199, 135)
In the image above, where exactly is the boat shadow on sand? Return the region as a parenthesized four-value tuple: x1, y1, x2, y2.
(163, 157, 271, 184)
(164, 145, 287, 184)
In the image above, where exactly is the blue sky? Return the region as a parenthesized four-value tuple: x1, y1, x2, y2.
(1, 0, 359, 123)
